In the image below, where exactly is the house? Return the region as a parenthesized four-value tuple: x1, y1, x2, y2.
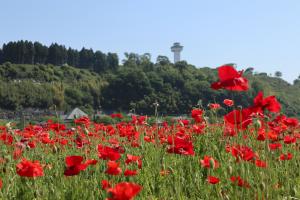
(63, 108, 88, 122)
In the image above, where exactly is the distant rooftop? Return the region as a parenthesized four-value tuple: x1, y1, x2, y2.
(171, 42, 183, 48)
(64, 108, 88, 120)
(171, 42, 183, 52)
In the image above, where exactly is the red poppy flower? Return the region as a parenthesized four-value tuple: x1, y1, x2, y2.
(255, 160, 267, 168)
(257, 128, 277, 141)
(49, 123, 66, 131)
(178, 119, 190, 126)
(268, 143, 282, 151)
(74, 116, 90, 127)
(279, 153, 293, 161)
(256, 133, 266, 141)
(0, 133, 13, 145)
(224, 108, 253, 130)
(192, 124, 205, 135)
(230, 145, 256, 161)
(223, 99, 234, 107)
(98, 145, 121, 161)
(105, 161, 122, 175)
(101, 180, 111, 190)
(252, 92, 281, 113)
(0, 178, 2, 189)
(230, 176, 250, 188)
(16, 158, 44, 178)
(191, 109, 203, 123)
(64, 156, 88, 176)
(75, 137, 84, 149)
(13, 147, 23, 160)
(85, 159, 98, 165)
(167, 136, 195, 156)
(207, 176, 220, 184)
(283, 117, 299, 127)
(124, 169, 138, 176)
(110, 113, 123, 119)
(0, 126, 6, 131)
(267, 131, 278, 141)
(223, 126, 237, 137)
(125, 154, 142, 169)
(283, 135, 296, 144)
(28, 141, 36, 148)
(131, 115, 147, 125)
(200, 156, 219, 169)
(225, 92, 281, 130)
(211, 65, 249, 91)
(107, 182, 142, 200)
(209, 103, 221, 110)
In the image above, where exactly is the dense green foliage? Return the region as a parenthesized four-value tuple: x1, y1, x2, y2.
(0, 40, 118, 72)
(0, 62, 104, 113)
(1, 41, 300, 117)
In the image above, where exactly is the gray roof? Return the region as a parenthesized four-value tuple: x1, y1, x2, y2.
(65, 108, 88, 120)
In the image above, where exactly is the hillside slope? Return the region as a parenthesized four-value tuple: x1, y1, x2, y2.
(0, 62, 300, 117)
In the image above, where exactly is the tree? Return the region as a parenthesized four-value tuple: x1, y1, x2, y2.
(244, 67, 254, 75)
(67, 48, 79, 67)
(47, 43, 68, 65)
(0, 49, 3, 64)
(275, 71, 282, 78)
(294, 75, 300, 85)
(102, 68, 153, 110)
(294, 79, 300, 85)
(64, 87, 83, 108)
(140, 53, 151, 63)
(106, 53, 119, 70)
(34, 42, 48, 64)
(174, 61, 188, 69)
(2, 42, 18, 63)
(156, 55, 170, 65)
(24, 41, 35, 64)
(123, 53, 141, 66)
(15, 40, 25, 63)
(79, 48, 94, 69)
(94, 51, 107, 73)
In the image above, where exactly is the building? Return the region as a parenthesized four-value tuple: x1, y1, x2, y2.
(62, 108, 88, 122)
(171, 42, 183, 63)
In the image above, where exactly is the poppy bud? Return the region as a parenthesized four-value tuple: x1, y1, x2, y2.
(253, 119, 262, 129)
(5, 122, 12, 129)
(227, 165, 233, 174)
(209, 159, 214, 168)
(259, 182, 266, 191)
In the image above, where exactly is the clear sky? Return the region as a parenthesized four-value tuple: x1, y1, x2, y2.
(1, 0, 300, 82)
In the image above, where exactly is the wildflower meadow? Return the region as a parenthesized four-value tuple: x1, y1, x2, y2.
(0, 65, 300, 199)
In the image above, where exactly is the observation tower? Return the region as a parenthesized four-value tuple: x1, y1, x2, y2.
(171, 42, 183, 63)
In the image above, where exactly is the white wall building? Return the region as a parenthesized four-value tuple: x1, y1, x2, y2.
(171, 42, 183, 63)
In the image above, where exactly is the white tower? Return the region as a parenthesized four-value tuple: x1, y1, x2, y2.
(171, 42, 183, 63)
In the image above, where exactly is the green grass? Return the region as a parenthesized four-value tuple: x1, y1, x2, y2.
(0, 119, 300, 200)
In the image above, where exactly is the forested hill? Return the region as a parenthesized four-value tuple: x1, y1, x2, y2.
(1, 40, 300, 117)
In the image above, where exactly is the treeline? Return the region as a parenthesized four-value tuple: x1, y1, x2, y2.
(1, 41, 300, 117)
(0, 40, 118, 73)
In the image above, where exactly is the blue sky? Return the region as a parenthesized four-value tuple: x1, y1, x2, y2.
(1, 0, 300, 82)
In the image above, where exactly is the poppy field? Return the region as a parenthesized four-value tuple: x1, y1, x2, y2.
(1, 65, 300, 199)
